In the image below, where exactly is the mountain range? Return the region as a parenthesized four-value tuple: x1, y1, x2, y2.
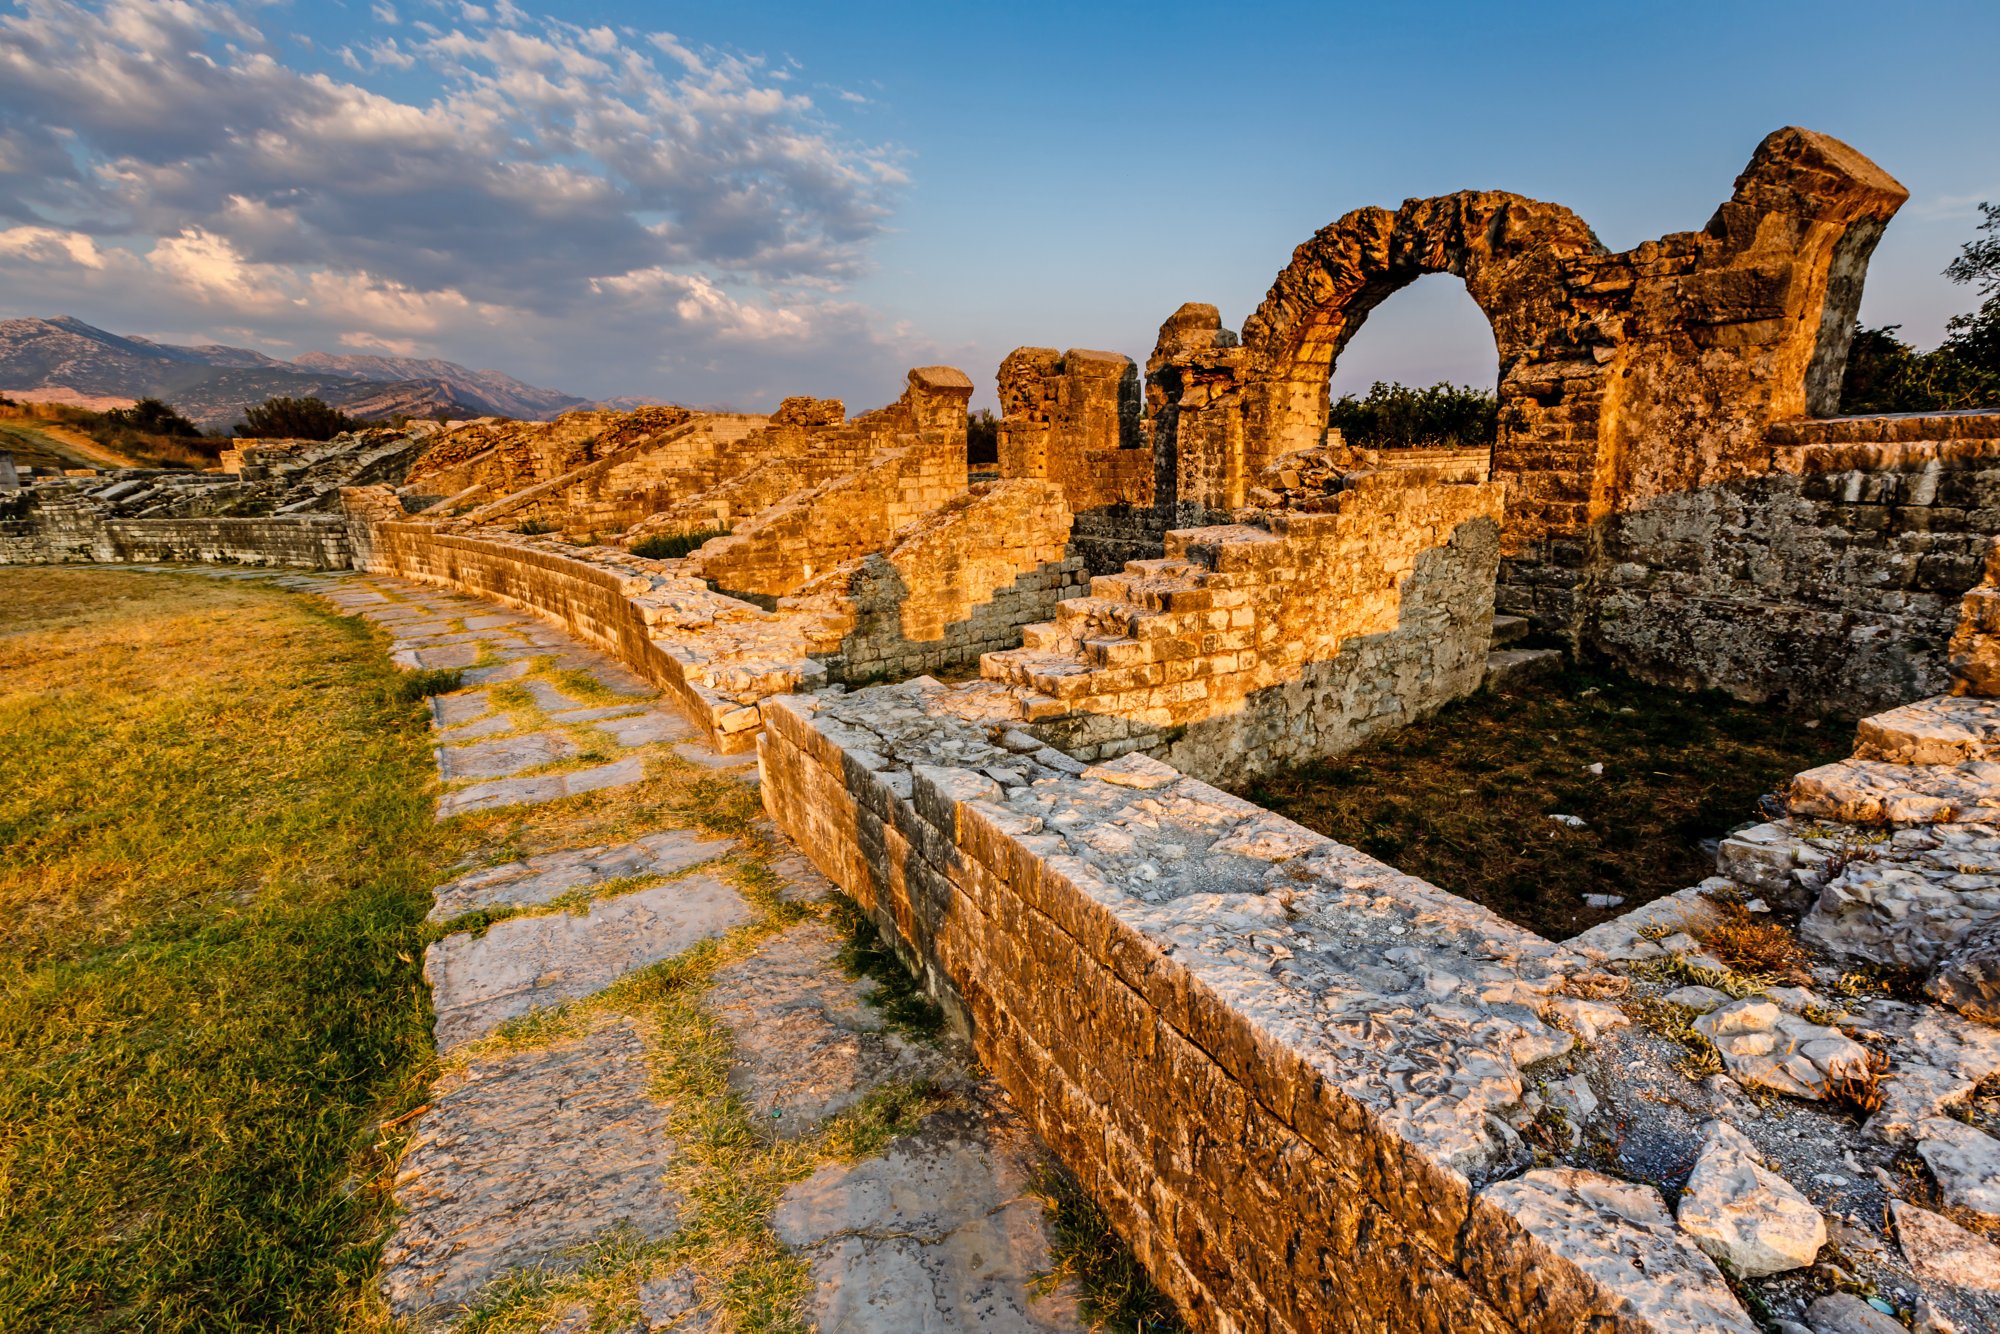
(0, 316, 602, 428)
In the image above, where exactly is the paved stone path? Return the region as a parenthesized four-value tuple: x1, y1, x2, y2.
(110, 566, 1083, 1331)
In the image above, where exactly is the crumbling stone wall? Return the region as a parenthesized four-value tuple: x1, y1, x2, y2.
(688, 439, 967, 602)
(1503, 414, 2000, 715)
(758, 682, 1759, 1334)
(1147, 128, 1908, 552)
(780, 479, 1087, 682)
(982, 469, 1506, 783)
(466, 413, 768, 534)
(0, 484, 351, 568)
(997, 347, 1160, 576)
(407, 407, 694, 501)
(620, 368, 975, 548)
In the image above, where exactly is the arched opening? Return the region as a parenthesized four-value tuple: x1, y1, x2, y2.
(1322, 273, 1501, 454)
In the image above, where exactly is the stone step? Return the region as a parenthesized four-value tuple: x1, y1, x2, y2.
(1082, 636, 1153, 669)
(1088, 570, 1205, 612)
(1787, 757, 2000, 826)
(980, 648, 1097, 698)
(1121, 556, 1204, 580)
(1018, 621, 1075, 653)
(1491, 614, 1530, 647)
(1854, 695, 2000, 766)
(1050, 595, 1142, 635)
(1485, 647, 1562, 691)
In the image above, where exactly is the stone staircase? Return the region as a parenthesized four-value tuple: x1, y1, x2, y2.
(982, 550, 1242, 706)
(1788, 694, 2000, 825)
(1484, 611, 1563, 689)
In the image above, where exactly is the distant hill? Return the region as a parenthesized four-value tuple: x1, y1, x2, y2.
(0, 316, 591, 429)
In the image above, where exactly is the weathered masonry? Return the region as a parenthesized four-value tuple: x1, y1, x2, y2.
(8, 125, 2000, 1333)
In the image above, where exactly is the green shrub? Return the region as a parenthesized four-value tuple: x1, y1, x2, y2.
(1327, 380, 1497, 449)
(966, 408, 999, 466)
(1839, 202, 2000, 414)
(630, 527, 729, 560)
(515, 518, 557, 536)
(104, 398, 201, 438)
(233, 396, 357, 441)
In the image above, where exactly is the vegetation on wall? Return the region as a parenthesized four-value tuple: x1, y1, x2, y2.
(1326, 379, 1498, 449)
(1840, 201, 2000, 414)
(630, 527, 730, 560)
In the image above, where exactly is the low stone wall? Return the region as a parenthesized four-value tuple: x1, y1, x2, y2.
(759, 680, 1758, 1334)
(0, 491, 351, 569)
(360, 520, 790, 751)
(1500, 423, 2000, 715)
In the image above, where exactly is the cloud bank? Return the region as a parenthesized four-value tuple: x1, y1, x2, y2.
(0, 0, 935, 404)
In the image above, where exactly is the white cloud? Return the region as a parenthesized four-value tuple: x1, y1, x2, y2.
(0, 0, 929, 404)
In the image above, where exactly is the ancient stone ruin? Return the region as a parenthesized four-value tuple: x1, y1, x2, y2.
(10, 126, 2000, 1331)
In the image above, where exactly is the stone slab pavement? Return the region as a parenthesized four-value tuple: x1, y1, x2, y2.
(99, 566, 1085, 1331)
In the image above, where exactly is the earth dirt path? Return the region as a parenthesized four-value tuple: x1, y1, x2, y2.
(117, 564, 1081, 1332)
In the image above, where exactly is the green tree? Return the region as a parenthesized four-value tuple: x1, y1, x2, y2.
(233, 396, 357, 441)
(1840, 203, 2000, 413)
(104, 397, 201, 437)
(966, 408, 1000, 466)
(1326, 380, 1497, 449)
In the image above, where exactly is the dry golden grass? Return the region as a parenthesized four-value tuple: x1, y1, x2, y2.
(0, 567, 454, 1331)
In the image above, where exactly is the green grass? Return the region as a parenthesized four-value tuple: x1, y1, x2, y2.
(0, 568, 455, 1331)
(1245, 667, 1851, 939)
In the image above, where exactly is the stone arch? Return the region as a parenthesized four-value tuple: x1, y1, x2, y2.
(1234, 190, 1605, 470)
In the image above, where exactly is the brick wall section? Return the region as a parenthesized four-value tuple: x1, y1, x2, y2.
(779, 479, 1088, 681)
(983, 471, 1507, 784)
(1501, 418, 2000, 715)
(689, 439, 967, 601)
(758, 682, 1758, 1334)
(0, 488, 350, 568)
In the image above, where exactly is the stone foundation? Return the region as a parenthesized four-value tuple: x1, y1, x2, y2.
(982, 469, 1506, 784)
(0, 502, 351, 569)
(758, 680, 1758, 1334)
(1501, 417, 2000, 715)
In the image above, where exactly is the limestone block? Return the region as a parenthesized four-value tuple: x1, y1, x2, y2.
(379, 1017, 679, 1316)
(425, 875, 751, 1048)
(1472, 1168, 1757, 1334)
(1929, 915, 2000, 1022)
(1675, 1120, 1825, 1275)
(1915, 1116, 2000, 1220)
(1892, 1199, 2000, 1294)
(1800, 858, 2000, 971)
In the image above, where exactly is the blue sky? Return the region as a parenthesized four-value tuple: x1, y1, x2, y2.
(2, 0, 1996, 410)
